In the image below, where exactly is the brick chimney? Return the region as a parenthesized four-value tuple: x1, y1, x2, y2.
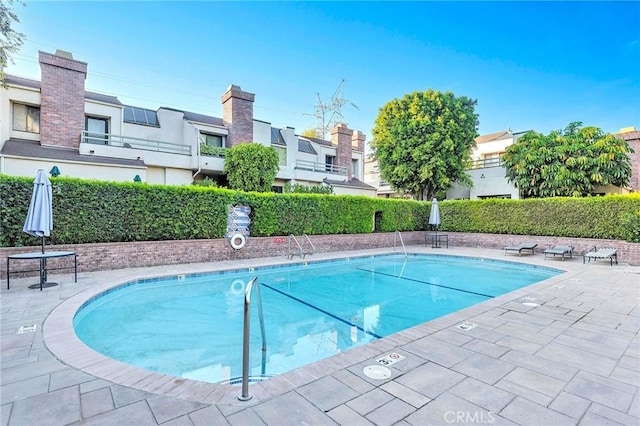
(352, 130, 366, 152)
(331, 123, 354, 180)
(221, 85, 254, 147)
(39, 50, 87, 148)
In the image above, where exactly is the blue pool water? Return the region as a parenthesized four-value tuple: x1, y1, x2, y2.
(73, 254, 560, 384)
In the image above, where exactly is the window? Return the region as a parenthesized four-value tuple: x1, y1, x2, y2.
(123, 106, 159, 126)
(202, 133, 224, 147)
(85, 116, 109, 145)
(274, 146, 286, 166)
(325, 155, 336, 172)
(13, 103, 40, 133)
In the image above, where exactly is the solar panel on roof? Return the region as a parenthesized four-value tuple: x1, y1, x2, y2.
(271, 128, 287, 146)
(298, 139, 317, 154)
(124, 106, 159, 126)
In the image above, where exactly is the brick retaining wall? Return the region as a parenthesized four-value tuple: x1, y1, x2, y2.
(1, 232, 638, 281)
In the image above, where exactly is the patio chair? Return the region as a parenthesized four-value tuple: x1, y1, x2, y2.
(503, 243, 537, 256)
(583, 246, 618, 266)
(542, 245, 574, 261)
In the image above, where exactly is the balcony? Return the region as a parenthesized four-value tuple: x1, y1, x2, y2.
(81, 131, 191, 155)
(467, 156, 505, 169)
(295, 160, 347, 175)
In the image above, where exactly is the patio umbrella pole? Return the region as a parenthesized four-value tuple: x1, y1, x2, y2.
(42, 236, 47, 285)
(22, 170, 55, 290)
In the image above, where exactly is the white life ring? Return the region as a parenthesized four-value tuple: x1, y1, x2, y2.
(230, 233, 246, 250)
(230, 279, 245, 295)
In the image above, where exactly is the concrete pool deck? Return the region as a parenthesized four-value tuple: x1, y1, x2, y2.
(1, 245, 638, 425)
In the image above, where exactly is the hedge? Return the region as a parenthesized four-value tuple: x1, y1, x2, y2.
(1, 175, 638, 248)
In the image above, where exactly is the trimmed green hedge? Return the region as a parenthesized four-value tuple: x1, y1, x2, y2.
(440, 195, 640, 240)
(1, 174, 638, 248)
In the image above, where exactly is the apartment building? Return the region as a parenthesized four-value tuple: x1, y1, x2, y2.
(448, 127, 638, 199)
(446, 129, 530, 200)
(0, 49, 375, 196)
(365, 128, 638, 199)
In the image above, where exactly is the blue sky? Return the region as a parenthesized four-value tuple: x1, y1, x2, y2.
(7, 1, 640, 142)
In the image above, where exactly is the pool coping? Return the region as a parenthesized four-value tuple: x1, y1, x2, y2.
(42, 249, 578, 408)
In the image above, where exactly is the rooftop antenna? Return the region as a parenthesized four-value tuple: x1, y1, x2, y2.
(304, 79, 359, 139)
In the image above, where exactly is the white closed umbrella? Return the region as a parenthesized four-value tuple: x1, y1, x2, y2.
(22, 169, 53, 253)
(428, 198, 440, 233)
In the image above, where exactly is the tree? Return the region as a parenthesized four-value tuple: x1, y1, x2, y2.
(284, 182, 333, 194)
(0, 0, 26, 86)
(223, 143, 279, 192)
(502, 122, 633, 198)
(300, 128, 323, 139)
(371, 90, 478, 200)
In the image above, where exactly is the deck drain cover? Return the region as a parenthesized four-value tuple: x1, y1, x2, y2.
(17, 325, 37, 334)
(457, 322, 477, 331)
(522, 302, 540, 307)
(363, 365, 391, 380)
(521, 296, 536, 302)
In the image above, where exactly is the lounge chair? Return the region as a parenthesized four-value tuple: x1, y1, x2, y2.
(583, 246, 618, 266)
(503, 243, 537, 256)
(542, 245, 574, 260)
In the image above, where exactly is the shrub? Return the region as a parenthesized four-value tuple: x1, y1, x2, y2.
(283, 182, 333, 194)
(192, 177, 218, 187)
(199, 144, 227, 157)
(223, 144, 279, 192)
(1, 174, 638, 248)
(620, 210, 640, 243)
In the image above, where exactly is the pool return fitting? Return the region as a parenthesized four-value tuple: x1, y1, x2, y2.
(238, 277, 267, 401)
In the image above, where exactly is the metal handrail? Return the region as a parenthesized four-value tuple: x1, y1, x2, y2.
(238, 277, 266, 401)
(81, 131, 191, 155)
(295, 160, 348, 175)
(288, 234, 302, 259)
(466, 156, 505, 170)
(394, 231, 407, 258)
(302, 234, 315, 257)
(288, 234, 315, 259)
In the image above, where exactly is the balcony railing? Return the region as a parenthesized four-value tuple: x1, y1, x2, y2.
(81, 131, 191, 155)
(295, 160, 347, 175)
(467, 157, 505, 169)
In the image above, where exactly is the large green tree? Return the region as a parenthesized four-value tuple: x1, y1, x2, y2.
(1, 0, 25, 86)
(502, 122, 633, 198)
(371, 90, 478, 200)
(223, 143, 279, 192)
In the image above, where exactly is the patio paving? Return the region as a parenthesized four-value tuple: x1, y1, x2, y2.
(1, 246, 638, 425)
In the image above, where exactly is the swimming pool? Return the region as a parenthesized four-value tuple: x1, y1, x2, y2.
(73, 254, 560, 384)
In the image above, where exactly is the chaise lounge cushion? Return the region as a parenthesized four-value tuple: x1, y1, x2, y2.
(542, 245, 574, 260)
(583, 247, 618, 266)
(503, 243, 537, 256)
